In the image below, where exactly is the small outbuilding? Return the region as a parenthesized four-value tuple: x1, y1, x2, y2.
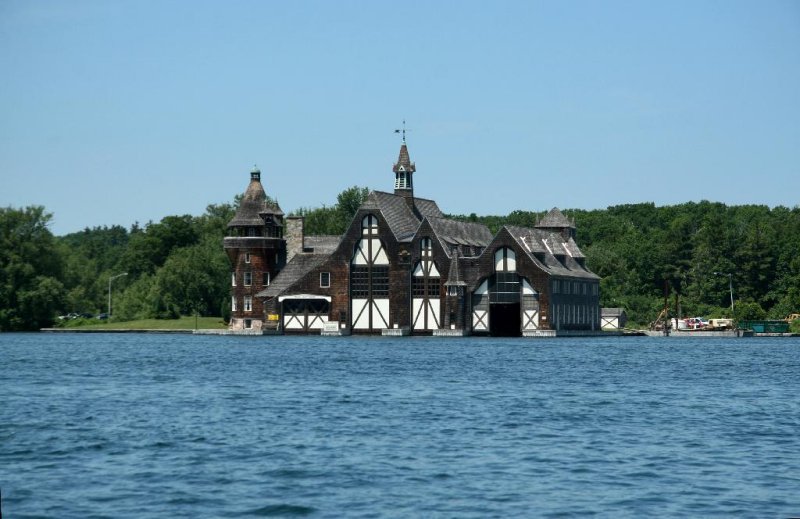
(601, 308, 627, 331)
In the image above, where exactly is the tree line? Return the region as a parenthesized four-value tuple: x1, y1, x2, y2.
(1, 193, 798, 331)
(445, 202, 800, 325)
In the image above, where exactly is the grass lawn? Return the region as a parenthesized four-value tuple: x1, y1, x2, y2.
(59, 316, 227, 330)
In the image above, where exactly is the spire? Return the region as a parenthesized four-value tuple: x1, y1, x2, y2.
(392, 129, 416, 197)
(445, 247, 466, 287)
(250, 164, 261, 181)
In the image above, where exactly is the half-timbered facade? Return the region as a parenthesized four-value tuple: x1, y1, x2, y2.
(228, 141, 600, 335)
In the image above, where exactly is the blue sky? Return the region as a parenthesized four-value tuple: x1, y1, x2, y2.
(1, 1, 798, 235)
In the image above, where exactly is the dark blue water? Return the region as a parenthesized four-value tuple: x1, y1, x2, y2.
(1, 334, 799, 518)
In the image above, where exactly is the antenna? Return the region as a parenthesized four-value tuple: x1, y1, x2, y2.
(394, 120, 412, 143)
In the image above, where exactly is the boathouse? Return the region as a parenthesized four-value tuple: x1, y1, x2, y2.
(225, 141, 600, 336)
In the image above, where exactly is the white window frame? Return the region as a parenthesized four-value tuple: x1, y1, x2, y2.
(244, 295, 252, 312)
(245, 252, 251, 264)
(263, 272, 270, 286)
(320, 272, 331, 288)
(231, 272, 236, 286)
(231, 296, 237, 312)
(244, 271, 252, 286)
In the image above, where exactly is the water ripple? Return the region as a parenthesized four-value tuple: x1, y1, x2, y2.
(1, 334, 799, 518)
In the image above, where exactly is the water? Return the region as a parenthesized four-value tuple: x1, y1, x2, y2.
(1, 334, 799, 518)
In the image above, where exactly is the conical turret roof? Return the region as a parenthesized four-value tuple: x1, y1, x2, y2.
(227, 167, 283, 228)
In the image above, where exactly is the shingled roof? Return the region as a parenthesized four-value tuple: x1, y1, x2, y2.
(303, 235, 341, 254)
(536, 207, 575, 230)
(361, 191, 443, 241)
(505, 225, 598, 280)
(392, 143, 416, 173)
(256, 253, 329, 299)
(444, 247, 466, 287)
(228, 168, 284, 228)
(427, 217, 493, 253)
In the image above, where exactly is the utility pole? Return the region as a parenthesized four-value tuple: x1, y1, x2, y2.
(714, 272, 734, 315)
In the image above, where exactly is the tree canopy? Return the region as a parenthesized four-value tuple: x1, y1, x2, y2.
(1, 193, 798, 330)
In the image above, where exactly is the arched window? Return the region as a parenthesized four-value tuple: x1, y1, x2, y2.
(494, 247, 516, 272)
(362, 214, 379, 236)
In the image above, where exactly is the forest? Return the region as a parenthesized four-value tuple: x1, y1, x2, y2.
(2, 190, 799, 331)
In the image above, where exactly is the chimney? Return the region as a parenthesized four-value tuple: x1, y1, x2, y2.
(285, 216, 304, 264)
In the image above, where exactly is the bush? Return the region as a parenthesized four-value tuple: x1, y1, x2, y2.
(734, 300, 767, 321)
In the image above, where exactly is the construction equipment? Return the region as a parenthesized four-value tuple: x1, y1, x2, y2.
(650, 307, 670, 331)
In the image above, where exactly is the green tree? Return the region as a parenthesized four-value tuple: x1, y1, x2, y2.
(0, 206, 66, 330)
(292, 186, 370, 235)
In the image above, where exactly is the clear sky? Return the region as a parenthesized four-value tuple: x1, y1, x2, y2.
(1, 1, 799, 236)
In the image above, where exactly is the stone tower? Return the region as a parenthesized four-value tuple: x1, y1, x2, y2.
(224, 166, 286, 330)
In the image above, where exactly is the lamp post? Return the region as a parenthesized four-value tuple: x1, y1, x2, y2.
(714, 272, 734, 315)
(108, 272, 128, 317)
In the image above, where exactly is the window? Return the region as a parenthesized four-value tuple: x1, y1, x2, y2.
(231, 272, 236, 286)
(412, 277, 439, 297)
(263, 272, 270, 286)
(351, 266, 370, 298)
(245, 252, 251, 264)
(421, 237, 432, 257)
(395, 171, 409, 190)
(245, 319, 252, 329)
(231, 296, 237, 312)
(244, 271, 252, 286)
(320, 272, 331, 288)
(494, 247, 516, 272)
(491, 272, 521, 303)
(247, 228, 256, 237)
(244, 296, 252, 312)
(362, 214, 378, 235)
(371, 266, 390, 297)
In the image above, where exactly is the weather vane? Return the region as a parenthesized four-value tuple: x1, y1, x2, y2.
(394, 120, 411, 143)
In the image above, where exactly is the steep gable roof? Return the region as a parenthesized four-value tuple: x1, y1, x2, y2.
(361, 191, 444, 241)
